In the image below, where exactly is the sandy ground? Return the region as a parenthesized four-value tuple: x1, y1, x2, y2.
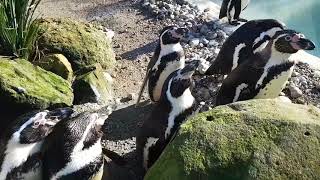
(38, 0, 162, 179)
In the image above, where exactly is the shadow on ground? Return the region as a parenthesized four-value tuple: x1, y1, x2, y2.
(102, 102, 154, 180)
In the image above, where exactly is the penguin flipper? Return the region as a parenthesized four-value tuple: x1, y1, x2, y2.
(135, 71, 149, 107)
(219, 0, 229, 19)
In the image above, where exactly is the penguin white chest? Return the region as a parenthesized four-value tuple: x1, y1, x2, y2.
(153, 61, 185, 101)
(255, 66, 294, 99)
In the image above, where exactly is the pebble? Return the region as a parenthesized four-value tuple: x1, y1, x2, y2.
(288, 84, 303, 98)
(189, 38, 200, 47)
(127, 93, 136, 101)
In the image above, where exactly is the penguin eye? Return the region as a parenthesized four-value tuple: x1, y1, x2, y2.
(284, 36, 292, 41)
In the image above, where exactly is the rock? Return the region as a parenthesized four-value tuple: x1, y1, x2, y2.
(37, 18, 116, 71)
(189, 38, 200, 47)
(0, 58, 73, 121)
(73, 64, 112, 105)
(289, 84, 303, 98)
(145, 99, 320, 180)
(197, 58, 210, 74)
(35, 54, 73, 82)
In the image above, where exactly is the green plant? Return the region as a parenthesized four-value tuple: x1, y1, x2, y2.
(0, 0, 41, 59)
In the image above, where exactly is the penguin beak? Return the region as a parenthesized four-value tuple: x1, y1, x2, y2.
(292, 38, 316, 50)
(180, 60, 200, 78)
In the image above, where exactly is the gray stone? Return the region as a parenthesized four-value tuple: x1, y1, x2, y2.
(189, 38, 200, 47)
(289, 84, 303, 98)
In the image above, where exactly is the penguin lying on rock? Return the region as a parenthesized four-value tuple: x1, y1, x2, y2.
(136, 25, 189, 106)
(0, 108, 73, 180)
(205, 19, 285, 75)
(42, 107, 112, 180)
(219, 0, 250, 25)
(216, 29, 316, 105)
(136, 60, 199, 170)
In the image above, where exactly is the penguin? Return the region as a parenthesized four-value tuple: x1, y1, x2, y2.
(42, 108, 111, 180)
(216, 29, 316, 105)
(42, 107, 113, 180)
(219, 0, 250, 25)
(0, 108, 73, 180)
(135, 25, 189, 106)
(205, 19, 286, 75)
(136, 60, 199, 170)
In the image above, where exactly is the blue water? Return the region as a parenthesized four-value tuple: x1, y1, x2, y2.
(242, 0, 320, 57)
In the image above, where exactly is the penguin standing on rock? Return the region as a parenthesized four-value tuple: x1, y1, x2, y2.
(136, 61, 199, 170)
(42, 107, 112, 180)
(216, 30, 316, 105)
(219, 0, 250, 25)
(0, 108, 73, 180)
(136, 26, 189, 106)
(205, 19, 285, 75)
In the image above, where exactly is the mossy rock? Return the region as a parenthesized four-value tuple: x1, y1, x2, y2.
(0, 58, 73, 125)
(145, 99, 320, 180)
(37, 18, 116, 71)
(73, 64, 112, 105)
(35, 54, 73, 82)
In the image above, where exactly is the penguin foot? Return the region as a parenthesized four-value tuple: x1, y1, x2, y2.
(238, 18, 248, 22)
(229, 21, 240, 26)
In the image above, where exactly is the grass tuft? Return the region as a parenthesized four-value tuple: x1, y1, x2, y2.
(0, 0, 41, 60)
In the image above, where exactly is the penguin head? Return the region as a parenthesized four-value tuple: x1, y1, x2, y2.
(12, 108, 73, 144)
(273, 30, 316, 54)
(159, 25, 189, 45)
(168, 60, 199, 98)
(61, 107, 112, 148)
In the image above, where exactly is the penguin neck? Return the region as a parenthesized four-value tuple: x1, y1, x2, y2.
(160, 42, 183, 56)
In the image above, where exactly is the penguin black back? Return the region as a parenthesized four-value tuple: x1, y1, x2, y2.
(206, 19, 285, 75)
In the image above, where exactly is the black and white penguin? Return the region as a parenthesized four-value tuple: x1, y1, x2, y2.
(42, 108, 112, 180)
(219, 0, 250, 25)
(0, 108, 73, 180)
(136, 26, 188, 106)
(136, 60, 199, 170)
(205, 19, 285, 75)
(216, 30, 316, 105)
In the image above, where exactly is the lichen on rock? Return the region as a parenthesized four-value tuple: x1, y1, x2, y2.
(0, 57, 73, 119)
(145, 99, 320, 180)
(73, 63, 113, 105)
(36, 18, 116, 71)
(35, 54, 74, 82)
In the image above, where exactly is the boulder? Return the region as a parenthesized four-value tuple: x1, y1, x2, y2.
(73, 64, 112, 105)
(35, 54, 73, 82)
(37, 18, 116, 71)
(145, 99, 320, 180)
(0, 58, 73, 129)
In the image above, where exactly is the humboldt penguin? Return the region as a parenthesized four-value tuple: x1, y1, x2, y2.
(136, 26, 188, 106)
(219, 0, 250, 25)
(216, 30, 316, 105)
(0, 108, 73, 180)
(205, 19, 285, 75)
(136, 60, 199, 170)
(42, 107, 112, 180)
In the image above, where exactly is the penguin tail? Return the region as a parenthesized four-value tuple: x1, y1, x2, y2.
(103, 148, 127, 166)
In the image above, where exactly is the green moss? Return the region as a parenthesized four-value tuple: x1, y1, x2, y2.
(145, 99, 320, 180)
(0, 57, 73, 111)
(36, 18, 116, 71)
(73, 64, 112, 104)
